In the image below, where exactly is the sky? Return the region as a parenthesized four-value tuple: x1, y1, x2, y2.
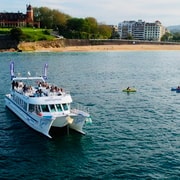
(0, 0, 180, 27)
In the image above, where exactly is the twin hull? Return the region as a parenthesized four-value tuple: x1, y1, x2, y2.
(5, 94, 88, 138)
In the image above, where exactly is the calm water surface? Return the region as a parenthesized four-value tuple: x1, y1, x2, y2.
(0, 51, 180, 179)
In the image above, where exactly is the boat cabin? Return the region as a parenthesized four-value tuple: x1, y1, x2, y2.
(10, 77, 72, 117)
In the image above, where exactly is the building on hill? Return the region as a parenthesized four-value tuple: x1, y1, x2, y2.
(0, 4, 40, 28)
(118, 20, 166, 41)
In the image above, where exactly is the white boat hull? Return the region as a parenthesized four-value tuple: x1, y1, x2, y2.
(5, 94, 90, 138)
(5, 95, 53, 138)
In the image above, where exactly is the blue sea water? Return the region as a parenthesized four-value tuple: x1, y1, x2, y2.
(0, 51, 180, 179)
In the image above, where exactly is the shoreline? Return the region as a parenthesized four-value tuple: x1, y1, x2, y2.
(2, 44, 180, 52)
(49, 44, 180, 52)
(22, 44, 180, 52)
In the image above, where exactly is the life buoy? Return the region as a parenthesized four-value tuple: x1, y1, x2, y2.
(38, 112, 42, 116)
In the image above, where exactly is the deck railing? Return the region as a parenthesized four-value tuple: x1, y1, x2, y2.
(71, 103, 90, 113)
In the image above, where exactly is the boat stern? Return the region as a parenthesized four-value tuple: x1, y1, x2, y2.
(69, 109, 92, 134)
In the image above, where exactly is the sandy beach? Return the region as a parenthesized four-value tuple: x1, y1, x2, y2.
(50, 44, 180, 52)
(18, 42, 180, 52)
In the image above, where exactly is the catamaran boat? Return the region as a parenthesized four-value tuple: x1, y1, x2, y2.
(5, 62, 92, 138)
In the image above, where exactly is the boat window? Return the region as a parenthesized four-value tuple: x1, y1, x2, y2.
(62, 103, 69, 111)
(29, 104, 35, 112)
(41, 105, 50, 112)
(49, 104, 56, 112)
(56, 104, 62, 112)
(35, 105, 41, 114)
(23, 102, 27, 111)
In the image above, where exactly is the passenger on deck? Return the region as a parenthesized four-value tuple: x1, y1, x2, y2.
(35, 89, 43, 97)
(50, 85, 55, 92)
(38, 82, 42, 87)
(23, 84, 27, 93)
(39, 89, 43, 96)
(12, 81, 16, 90)
(57, 88, 63, 95)
(15, 81, 18, 88)
(18, 81, 23, 87)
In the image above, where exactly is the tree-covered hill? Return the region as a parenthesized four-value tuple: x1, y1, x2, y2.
(167, 25, 180, 33)
(33, 7, 116, 39)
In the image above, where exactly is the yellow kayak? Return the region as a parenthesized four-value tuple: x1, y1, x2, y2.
(122, 88, 136, 92)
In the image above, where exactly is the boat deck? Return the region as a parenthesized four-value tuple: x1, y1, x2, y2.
(12, 80, 66, 98)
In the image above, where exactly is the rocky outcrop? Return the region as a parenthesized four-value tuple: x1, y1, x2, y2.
(18, 39, 66, 51)
(0, 35, 19, 51)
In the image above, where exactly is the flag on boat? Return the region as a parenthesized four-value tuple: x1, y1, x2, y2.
(43, 63, 48, 80)
(10, 61, 15, 80)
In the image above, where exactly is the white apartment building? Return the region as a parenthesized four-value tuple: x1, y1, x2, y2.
(118, 20, 166, 41)
(145, 20, 166, 41)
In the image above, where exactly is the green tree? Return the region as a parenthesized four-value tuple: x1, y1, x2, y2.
(172, 32, 180, 42)
(67, 18, 86, 32)
(36, 7, 53, 28)
(33, 7, 70, 29)
(98, 24, 112, 39)
(51, 9, 71, 30)
(110, 29, 120, 39)
(57, 24, 68, 37)
(161, 32, 172, 41)
(9, 28, 24, 42)
(85, 17, 98, 34)
(66, 18, 88, 38)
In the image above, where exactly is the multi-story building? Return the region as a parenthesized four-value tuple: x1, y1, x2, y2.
(118, 20, 166, 41)
(118, 21, 135, 39)
(145, 20, 166, 41)
(132, 20, 145, 40)
(0, 4, 40, 28)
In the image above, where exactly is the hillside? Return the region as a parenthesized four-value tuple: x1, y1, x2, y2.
(0, 28, 56, 41)
(167, 25, 180, 33)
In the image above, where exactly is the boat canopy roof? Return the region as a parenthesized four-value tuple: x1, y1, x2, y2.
(12, 76, 45, 82)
